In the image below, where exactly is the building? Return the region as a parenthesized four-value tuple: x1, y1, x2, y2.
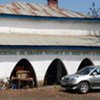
(0, 0, 100, 86)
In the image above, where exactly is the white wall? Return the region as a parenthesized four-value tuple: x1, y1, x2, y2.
(0, 18, 100, 36)
(0, 17, 100, 82)
(0, 52, 100, 82)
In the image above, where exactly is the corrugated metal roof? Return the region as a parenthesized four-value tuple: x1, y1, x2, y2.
(0, 33, 99, 47)
(0, 2, 89, 18)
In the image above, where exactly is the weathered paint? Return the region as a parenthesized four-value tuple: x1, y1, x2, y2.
(0, 2, 88, 18)
(0, 9, 99, 84)
(0, 50, 100, 82)
(0, 17, 100, 36)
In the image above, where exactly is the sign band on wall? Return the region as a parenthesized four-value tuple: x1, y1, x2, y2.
(0, 49, 100, 56)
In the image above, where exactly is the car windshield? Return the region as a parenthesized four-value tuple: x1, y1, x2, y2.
(76, 66, 95, 75)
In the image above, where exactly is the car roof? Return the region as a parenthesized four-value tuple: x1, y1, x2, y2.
(87, 65, 100, 68)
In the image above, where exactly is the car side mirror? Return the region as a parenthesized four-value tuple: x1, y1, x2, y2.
(92, 72, 97, 76)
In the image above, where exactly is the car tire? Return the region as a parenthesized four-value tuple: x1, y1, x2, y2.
(78, 82, 89, 94)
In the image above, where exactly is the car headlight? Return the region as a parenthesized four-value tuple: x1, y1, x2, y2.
(69, 78, 77, 83)
(61, 77, 65, 80)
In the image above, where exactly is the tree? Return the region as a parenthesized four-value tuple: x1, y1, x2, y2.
(88, 2, 100, 18)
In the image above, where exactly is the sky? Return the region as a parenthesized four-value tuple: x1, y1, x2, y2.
(0, 0, 100, 14)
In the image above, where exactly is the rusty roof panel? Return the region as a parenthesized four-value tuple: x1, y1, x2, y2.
(0, 2, 89, 18)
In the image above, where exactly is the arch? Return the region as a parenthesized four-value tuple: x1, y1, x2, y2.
(77, 58, 94, 71)
(10, 58, 37, 88)
(44, 58, 68, 86)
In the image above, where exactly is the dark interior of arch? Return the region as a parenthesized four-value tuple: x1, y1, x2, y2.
(10, 58, 37, 88)
(44, 58, 68, 86)
(77, 58, 94, 71)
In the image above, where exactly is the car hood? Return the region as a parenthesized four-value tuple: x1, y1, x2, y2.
(64, 74, 82, 79)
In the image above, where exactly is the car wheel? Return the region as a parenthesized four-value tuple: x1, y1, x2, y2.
(78, 82, 89, 94)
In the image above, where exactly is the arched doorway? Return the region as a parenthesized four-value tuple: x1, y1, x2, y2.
(10, 58, 37, 88)
(44, 58, 68, 86)
(77, 58, 94, 71)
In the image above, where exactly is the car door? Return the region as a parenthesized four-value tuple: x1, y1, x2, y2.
(90, 68, 100, 88)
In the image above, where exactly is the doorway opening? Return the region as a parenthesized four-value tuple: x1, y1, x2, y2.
(77, 58, 94, 71)
(10, 58, 37, 89)
(44, 58, 67, 86)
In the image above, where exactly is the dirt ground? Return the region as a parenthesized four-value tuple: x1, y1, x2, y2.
(0, 86, 100, 100)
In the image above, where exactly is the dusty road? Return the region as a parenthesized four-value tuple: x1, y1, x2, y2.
(0, 86, 100, 100)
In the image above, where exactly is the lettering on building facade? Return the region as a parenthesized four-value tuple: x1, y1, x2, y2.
(0, 49, 100, 56)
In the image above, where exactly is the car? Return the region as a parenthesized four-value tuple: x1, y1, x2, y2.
(60, 65, 100, 94)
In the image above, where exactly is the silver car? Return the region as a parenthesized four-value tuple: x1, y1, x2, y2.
(61, 65, 100, 93)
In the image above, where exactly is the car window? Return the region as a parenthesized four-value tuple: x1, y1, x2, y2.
(92, 68, 100, 75)
(77, 66, 94, 75)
